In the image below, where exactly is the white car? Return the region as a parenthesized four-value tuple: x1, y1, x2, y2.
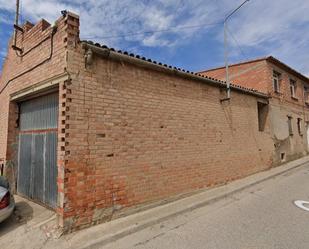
(0, 177, 15, 223)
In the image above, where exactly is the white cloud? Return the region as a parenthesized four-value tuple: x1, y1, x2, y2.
(0, 49, 6, 56)
(0, 15, 12, 24)
(0, 0, 222, 47)
(0, 47, 7, 64)
(224, 0, 309, 75)
(0, 0, 308, 75)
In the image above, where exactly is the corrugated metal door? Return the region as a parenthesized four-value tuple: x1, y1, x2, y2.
(18, 93, 58, 208)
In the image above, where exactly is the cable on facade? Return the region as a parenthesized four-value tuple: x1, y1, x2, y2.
(0, 26, 57, 95)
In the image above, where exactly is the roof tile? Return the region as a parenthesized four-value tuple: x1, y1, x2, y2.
(82, 40, 267, 98)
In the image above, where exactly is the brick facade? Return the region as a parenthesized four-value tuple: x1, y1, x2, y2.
(200, 59, 270, 93)
(0, 14, 71, 159)
(0, 12, 302, 232)
(59, 43, 274, 230)
(0, 12, 77, 222)
(201, 58, 309, 165)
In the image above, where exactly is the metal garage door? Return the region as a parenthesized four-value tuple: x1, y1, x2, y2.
(17, 93, 58, 208)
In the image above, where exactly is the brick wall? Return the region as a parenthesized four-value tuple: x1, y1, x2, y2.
(201, 59, 309, 108)
(200, 60, 270, 93)
(1, 12, 298, 233)
(0, 14, 70, 160)
(266, 62, 309, 164)
(60, 44, 275, 231)
(266, 61, 309, 106)
(270, 98, 309, 164)
(0, 12, 79, 217)
(201, 59, 309, 165)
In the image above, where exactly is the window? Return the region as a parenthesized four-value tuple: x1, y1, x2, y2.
(287, 116, 293, 136)
(280, 153, 286, 162)
(290, 79, 297, 98)
(273, 71, 281, 93)
(257, 102, 268, 132)
(297, 118, 303, 135)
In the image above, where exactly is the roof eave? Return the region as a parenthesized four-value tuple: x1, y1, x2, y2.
(266, 56, 309, 83)
(81, 41, 268, 99)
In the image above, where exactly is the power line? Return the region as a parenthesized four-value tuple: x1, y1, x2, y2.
(97, 0, 184, 28)
(82, 21, 223, 40)
(81, 2, 247, 41)
(226, 26, 248, 60)
(112, 0, 150, 26)
(174, 0, 185, 15)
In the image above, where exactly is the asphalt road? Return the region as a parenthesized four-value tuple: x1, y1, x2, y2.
(102, 164, 309, 249)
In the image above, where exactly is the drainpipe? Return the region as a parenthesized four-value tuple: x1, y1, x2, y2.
(85, 48, 93, 66)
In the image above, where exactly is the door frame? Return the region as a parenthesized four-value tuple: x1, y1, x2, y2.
(16, 91, 59, 209)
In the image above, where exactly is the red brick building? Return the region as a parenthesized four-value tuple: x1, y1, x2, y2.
(201, 57, 309, 164)
(0, 12, 301, 231)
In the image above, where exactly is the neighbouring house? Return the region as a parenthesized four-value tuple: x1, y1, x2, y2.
(200, 57, 309, 165)
(0, 12, 299, 232)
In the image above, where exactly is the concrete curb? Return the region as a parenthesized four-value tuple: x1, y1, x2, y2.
(69, 156, 309, 249)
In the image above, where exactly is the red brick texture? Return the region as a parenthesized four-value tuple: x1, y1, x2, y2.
(59, 41, 274, 230)
(200, 60, 270, 93)
(1, 12, 303, 232)
(0, 12, 79, 225)
(201, 59, 309, 165)
(0, 15, 70, 159)
(200, 59, 309, 105)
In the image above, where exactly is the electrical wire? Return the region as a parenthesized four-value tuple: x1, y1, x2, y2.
(82, 21, 223, 40)
(95, 0, 184, 28)
(81, 1, 250, 46)
(226, 26, 249, 60)
(15, 35, 51, 58)
(0, 26, 57, 95)
(173, 0, 185, 15)
(118, 0, 150, 25)
(82, 1, 245, 41)
(98, 0, 149, 27)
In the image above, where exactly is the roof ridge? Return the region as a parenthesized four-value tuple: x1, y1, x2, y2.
(199, 56, 309, 82)
(198, 56, 269, 73)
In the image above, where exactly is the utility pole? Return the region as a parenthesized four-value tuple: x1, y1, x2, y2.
(14, 0, 20, 46)
(12, 0, 24, 53)
(222, 0, 250, 101)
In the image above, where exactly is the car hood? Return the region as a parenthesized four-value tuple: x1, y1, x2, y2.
(0, 186, 8, 199)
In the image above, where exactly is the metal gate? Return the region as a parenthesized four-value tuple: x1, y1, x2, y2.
(17, 93, 58, 208)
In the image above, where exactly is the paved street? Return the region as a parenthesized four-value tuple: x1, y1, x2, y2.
(101, 165, 309, 249)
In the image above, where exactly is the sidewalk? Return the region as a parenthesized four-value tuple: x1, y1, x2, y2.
(2, 156, 309, 249)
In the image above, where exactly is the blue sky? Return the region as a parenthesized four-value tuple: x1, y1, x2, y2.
(0, 0, 309, 75)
